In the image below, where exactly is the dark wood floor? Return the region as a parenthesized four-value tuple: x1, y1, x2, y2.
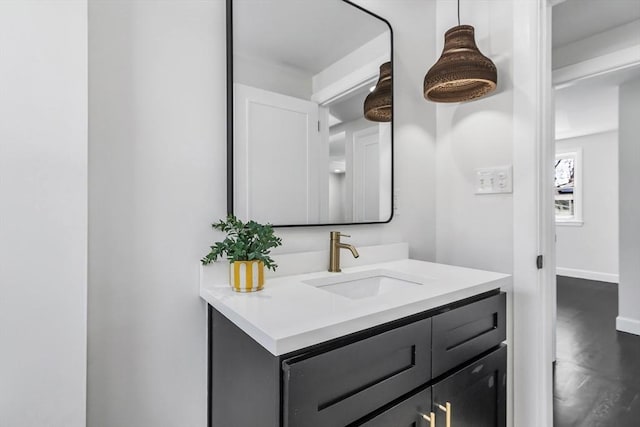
(554, 276, 640, 426)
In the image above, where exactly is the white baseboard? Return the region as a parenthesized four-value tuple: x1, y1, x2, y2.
(616, 316, 640, 336)
(556, 267, 619, 284)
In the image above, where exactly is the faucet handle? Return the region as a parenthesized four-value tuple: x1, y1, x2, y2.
(330, 231, 350, 239)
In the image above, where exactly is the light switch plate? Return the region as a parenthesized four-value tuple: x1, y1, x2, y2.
(475, 166, 513, 194)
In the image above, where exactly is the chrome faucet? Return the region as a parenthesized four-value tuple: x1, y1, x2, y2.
(329, 231, 359, 272)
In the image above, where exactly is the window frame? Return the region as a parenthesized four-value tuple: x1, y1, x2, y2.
(555, 149, 583, 226)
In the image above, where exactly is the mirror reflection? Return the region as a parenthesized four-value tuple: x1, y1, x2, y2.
(230, 0, 393, 226)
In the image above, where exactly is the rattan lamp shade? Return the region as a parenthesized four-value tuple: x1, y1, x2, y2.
(364, 61, 392, 122)
(424, 25, 497, 103)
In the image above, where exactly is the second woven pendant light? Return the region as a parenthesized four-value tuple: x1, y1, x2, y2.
(364, 61, 392, 122)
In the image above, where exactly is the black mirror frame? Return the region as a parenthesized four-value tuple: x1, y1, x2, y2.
(226, 0, 394, 227)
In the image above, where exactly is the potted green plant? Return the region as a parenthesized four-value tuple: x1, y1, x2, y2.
(201, 214, 282, 292)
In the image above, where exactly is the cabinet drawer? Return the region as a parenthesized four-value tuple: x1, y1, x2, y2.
(282, 317, 431, 427)
(358, 389, 432, 427)
(432, 292, 506, 378)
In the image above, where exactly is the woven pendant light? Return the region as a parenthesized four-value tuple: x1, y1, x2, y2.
(423, 2, 497, 103)
(364, 61, 392, 122)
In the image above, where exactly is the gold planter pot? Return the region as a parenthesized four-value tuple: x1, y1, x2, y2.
(229, 260, 264, 292)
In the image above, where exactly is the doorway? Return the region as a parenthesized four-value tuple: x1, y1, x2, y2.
(549, 1, 640, 425)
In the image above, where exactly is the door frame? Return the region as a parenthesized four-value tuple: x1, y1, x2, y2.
(512, 0, 556, 426)
(519, 0, 640, 425)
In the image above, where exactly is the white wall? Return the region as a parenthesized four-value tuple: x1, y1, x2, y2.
(88, 1, 222, 425)
(555, 84, 618, 140)
(88, 0, 437, 426)
(617, 76, 640, 335)
(556, 131, 619, 282)
(435, 0, 514, 274)
(0, 2, 88, 426)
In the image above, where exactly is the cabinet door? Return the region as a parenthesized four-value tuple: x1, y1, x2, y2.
(432, 345, 507, 427)
(282, 317, 431, 427)
(358, 389, 432, 427)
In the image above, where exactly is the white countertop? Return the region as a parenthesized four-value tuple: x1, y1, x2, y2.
(200, 247, 511, 356)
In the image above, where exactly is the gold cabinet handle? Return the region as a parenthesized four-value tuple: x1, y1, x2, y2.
(419, 411, 436, 427)
(436, 402, 452, 427)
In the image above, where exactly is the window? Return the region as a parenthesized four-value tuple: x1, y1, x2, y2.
(555, 150, 582, 225)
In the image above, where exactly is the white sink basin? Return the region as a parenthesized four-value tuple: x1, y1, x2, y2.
(303, 269, 432, 300)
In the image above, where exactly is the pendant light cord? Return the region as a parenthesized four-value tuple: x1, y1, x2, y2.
(457, 0, 460, 26)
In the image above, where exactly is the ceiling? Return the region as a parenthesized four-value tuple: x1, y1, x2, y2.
(552, 0, 640, 48)
(552, 0, 640, 137)
(234, 0, 389, 75)
(328, 84, 372, 124)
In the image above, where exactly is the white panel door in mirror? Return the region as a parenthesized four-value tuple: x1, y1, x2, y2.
(234, 83, 324, 224)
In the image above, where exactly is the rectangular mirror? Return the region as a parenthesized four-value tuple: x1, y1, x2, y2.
(228, 0, 393, 226)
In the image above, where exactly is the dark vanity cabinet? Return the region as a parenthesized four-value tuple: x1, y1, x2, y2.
(209, 290, 507, 427)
